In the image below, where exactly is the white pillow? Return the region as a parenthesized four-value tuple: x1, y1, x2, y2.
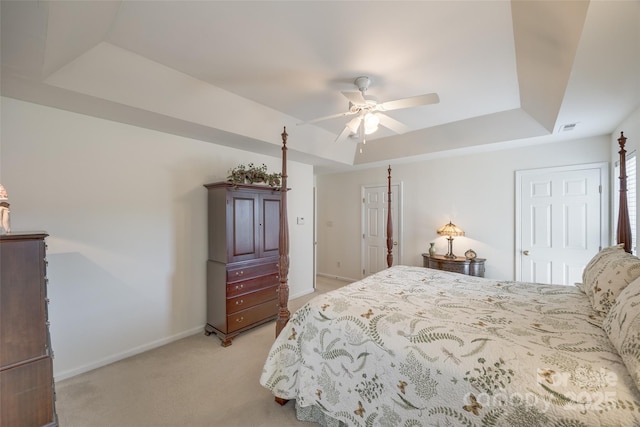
(603, 276, 640, 392)
(582, 244, 640, 315)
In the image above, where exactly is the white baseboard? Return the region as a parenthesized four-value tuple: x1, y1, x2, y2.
(289, 288, 315, 300)
(53, 325, 203, 381)
(316, 272, 358, 283)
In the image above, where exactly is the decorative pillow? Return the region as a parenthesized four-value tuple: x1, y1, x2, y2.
(603, 277, 640, 392)
(582, 244, 640, 316)
(581, 244, 624, 285)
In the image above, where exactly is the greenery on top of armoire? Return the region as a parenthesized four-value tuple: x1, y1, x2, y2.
(227, 163, 282, 188)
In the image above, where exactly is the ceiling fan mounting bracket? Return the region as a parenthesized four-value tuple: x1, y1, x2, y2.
(354, 76, 371, 94)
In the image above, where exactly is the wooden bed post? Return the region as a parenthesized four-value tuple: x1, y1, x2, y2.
(387, 165, 393, 268)
(617, 131, 633, 254)
(276, 127, 291, 337)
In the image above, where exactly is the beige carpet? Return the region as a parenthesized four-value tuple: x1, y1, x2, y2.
(55, 276, 350, 427)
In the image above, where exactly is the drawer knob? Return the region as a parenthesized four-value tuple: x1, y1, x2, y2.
(235, 284, 244, 290)
(235, 270, 244, 276)
(235, 299, 244, 305)
(236, 316, 244, 323)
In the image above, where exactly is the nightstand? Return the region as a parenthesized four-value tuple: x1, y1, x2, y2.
(422, 254, 486, 277)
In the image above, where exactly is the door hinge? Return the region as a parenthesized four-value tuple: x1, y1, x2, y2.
(363, 197, 365, 203)
(599, 185, 602, 193)
(363, 269, 365, 275)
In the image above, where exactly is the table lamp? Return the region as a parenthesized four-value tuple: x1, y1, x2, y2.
(437, 221, 464, 258)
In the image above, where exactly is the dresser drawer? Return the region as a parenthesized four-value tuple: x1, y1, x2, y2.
(227, 299, 278, 333)
(227, 261, 278, 283)
(227, 285, 278, 314)
(431, 261, 470, 275)
(226, 273, 278, 298)
(0, 356, 55, 427)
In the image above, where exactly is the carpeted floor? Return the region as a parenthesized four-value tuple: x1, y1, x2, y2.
(55, 276, 350, 427)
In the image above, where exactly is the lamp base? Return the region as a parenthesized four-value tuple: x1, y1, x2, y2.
(444, 237, 456, 258)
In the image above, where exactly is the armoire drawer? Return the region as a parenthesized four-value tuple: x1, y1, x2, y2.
(227, 299, 278, 333)
(226, 273, 278, 298)
(227, 285, 278, 314)
(226, 261, 278, 283)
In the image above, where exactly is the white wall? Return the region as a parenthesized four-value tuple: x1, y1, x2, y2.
(317, 135, 612, 281)
(1, 97, 315, 380)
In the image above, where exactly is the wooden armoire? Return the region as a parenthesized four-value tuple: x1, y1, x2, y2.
(0, 232, 58, 427)
(204, 182, 281, 346)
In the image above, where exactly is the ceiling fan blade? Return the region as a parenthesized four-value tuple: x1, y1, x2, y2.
(378, 113, 410, 134)
(341, 90, 366, 105)
(335, 125, 352, 143)
(298, 110, 356, 125)
(378, 93, 440, 111)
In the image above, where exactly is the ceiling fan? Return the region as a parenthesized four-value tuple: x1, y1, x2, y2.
(299, 76, 440, 144)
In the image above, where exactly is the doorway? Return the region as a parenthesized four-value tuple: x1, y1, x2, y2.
(361, 183, 402, 277)
(515, 163, 608, 285)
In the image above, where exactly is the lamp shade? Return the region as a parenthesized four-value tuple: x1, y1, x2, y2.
(364, 112, 380, 134)
(437, 221, 464, 237)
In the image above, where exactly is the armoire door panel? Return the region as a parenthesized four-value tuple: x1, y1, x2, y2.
(261, 197, 280, 257)
(232, 197, 257, 259)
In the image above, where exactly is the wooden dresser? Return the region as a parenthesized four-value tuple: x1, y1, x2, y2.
(422, 253, 486, 277)
(0, 232, 58, 427)
(204, 183, 281, 346)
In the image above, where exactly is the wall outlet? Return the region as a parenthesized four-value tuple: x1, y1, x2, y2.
(337, 261, 341, 268)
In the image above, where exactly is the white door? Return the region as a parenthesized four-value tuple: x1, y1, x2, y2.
(516, 163, 608, 285)
(362, 183, 402, 277)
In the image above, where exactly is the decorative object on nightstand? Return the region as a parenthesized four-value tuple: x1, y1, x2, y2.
(428, 242, 436, 256)
(437, 221, 464, 258)
(0, 184, 10, 234)
(465, 249, 477, 260)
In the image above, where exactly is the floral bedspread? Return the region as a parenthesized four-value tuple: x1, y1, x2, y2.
(260, 265, 640, 426)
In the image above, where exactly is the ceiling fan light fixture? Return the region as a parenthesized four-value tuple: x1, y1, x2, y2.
(346, 116, 361, 134)
(364, 112, 380, 134)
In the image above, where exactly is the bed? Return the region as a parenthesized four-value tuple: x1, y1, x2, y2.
(262, 130, 640, 426)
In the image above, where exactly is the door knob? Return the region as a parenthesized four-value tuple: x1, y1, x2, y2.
(523, 250, 530, 256)
(393, 241, 398, 246)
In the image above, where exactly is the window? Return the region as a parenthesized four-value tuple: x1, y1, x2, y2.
(614, 151, 636, 255)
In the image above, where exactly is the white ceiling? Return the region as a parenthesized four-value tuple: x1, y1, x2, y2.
(2, 1, 639, 173)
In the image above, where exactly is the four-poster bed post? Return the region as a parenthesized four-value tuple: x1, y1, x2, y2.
(386, 165, 393, 268)
(275, 127, 291, 337)
(274, 127, 290, 407)
(617, 131, 633, 254)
